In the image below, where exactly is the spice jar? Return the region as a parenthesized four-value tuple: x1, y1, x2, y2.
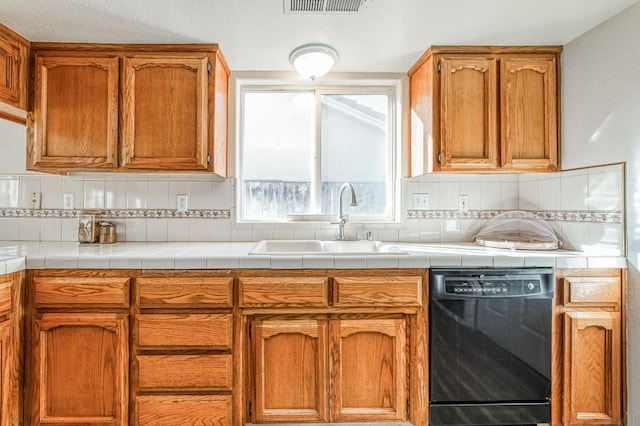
(99, 222, 117, 244)
(78, 210, 102, 243)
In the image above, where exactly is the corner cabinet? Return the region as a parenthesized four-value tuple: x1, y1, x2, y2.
(25, 270, 132, 426)
(408, 46, 561, 175)
(555, 269, 625, 426)
(0, 23, 29, 124)
(27, 44, 229, 175)
(0, 272, 24, 426)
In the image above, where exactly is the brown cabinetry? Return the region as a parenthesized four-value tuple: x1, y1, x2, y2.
(131, 274, 234, 426)
(556, 269, 625, 426)
(0, 272, 24, 426)
(28, 44, 229, 175)
(242, 271, 425, 425)
(0, 23, 28, 124)
(25, 271, 131, 426)
(408, 46, 560, 175)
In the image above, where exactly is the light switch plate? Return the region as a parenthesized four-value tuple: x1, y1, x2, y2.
(63, 194, 74, 210)
(30, 192, 42, 209)
(458, 195, 469, 213)
(413, 193, 430, 210)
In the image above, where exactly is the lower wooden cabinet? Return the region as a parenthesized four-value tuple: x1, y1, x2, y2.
(30, 312, 129, 425)
(558, 270, 625, 426)
(0, 319, 13, 426)
(251, 317, 408, 423)
(0, 272, 24, 426)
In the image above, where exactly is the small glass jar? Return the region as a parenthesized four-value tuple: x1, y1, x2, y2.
(78, 209, 102, 243)
(99, 222, 117, 244)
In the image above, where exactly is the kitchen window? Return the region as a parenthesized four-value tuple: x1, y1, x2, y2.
(239, 83, 398, 222)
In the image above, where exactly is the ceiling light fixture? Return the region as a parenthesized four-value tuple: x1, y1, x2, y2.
(289, 44, 338, 80)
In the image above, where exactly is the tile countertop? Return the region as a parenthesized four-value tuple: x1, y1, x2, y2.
(0, 241, 627, 274)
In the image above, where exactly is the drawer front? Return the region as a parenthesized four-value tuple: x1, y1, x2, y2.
(334, 276, 422, 306)
(239, 276, 329, 307)
(34, 276, 130, 308)
(563, 276, 621, 307)
(137, 313, 232, 350)
(136, 395, 232, 426)
(0, 277, 12, 314)
(137, 354, 232, 391)
(136, 276, 233, 308)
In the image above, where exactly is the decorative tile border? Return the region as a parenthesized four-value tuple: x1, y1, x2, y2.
(0, 209, 231, 219)
(406, 209, 623, 223)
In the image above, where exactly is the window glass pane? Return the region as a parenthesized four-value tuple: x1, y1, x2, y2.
(242, 91, 314, 220)
(320, 94, 389, 216)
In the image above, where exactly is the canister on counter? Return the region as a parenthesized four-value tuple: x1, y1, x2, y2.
(99, 222, 117, 244)
(78, 209, 103, 243)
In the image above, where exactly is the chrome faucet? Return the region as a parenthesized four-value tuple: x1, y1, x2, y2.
(335, 182, 358, 240)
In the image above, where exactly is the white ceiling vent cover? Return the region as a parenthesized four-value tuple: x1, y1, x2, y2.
(284, 0, 370, 15)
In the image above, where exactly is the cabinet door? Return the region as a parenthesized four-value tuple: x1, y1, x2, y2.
(501, 55, 558, 171)
(0, 319, 12, 426)
(564, 311, 621, 425)
(330, 318, 407, 422)
(121, 56, 210, 171)
(29, 54, 119, 170)
(439, 55, 498, 170)
(30, 312, 128, 425)
(252, 319, 329, 423)
(0, 24, 28, 123)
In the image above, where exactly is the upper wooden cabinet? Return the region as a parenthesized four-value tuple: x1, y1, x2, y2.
(0, 23, 29, 124)
(27, 43, 229, 175)
(408, 46, 561, 175)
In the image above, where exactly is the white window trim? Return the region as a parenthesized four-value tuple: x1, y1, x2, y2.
(231, 72, 406, 226)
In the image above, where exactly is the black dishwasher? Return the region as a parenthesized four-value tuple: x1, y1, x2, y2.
(429, 268, 554, 426)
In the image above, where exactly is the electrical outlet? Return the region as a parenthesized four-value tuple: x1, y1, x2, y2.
(458, 195, 469, 213)
(63, 194, 74, 210)
(30, 192, 42, 209)
(177, 194, 188, 212)
(413, 193, 430, 210)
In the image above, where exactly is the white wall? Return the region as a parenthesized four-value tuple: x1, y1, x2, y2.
(562, 1, 640, 422)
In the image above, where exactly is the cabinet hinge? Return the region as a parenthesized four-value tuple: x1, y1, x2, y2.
(207, 61, 212, 75)
(406, 399, 410, 414)
(437, 152, 442, 164)
(207, 154, 211, 165)
(248, 400, 252, 418)
(437, 62, 441, 73)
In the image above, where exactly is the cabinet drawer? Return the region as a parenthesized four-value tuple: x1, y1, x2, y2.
(136, 276, 233, 308)
(0, 276, 12, 314)
(334, 276, 422, 306)
(137, 354, 232, 391)
(136, 395, 231, 425)
(34, 276, 130, 308)
(239, 276, 329, 307)
(563, 276, 621, 308)
(137, 313, 232, 350)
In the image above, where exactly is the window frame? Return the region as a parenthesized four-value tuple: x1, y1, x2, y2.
(235, 76, 402, 224)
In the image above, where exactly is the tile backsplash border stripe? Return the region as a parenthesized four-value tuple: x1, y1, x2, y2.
(407, 209, 623, 223)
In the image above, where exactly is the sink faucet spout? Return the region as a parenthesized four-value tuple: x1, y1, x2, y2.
(336, 182, 358, 240)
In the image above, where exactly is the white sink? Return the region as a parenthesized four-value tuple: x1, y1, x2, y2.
(249, 240, 407, 255)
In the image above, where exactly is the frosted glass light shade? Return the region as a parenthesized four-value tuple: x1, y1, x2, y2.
(289, 44, 338, 80)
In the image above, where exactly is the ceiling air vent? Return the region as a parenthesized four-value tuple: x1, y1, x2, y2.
(284, 0, 370, 15)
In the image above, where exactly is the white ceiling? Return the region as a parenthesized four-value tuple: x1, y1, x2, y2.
(1, 0, 638, 73)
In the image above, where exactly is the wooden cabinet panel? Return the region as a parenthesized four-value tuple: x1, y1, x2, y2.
(563, 311, 621, 425)
(29, 54, 120, 170)
(137, 313, 232, 350)
(0, 320, 12, 426)
(501, 56, 558, 171)
(33, 276, 130, 308)
(334, 275, 422, 307)
(253, 319, 329, 423)
(239, 276, 329, 308)
(330, 318, 407, 422)
(563, 276, 621, 308)
(0, 277, 11, 315)
(440, 55, 498, 170)
(31, 312, 128, 425)
(136, 276, 233, 308)
(136, 395, 231, 426)
(0, 23, 28, 123)
(121, 56, 209, 170)
(137, 354, 232, 391)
